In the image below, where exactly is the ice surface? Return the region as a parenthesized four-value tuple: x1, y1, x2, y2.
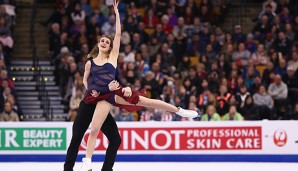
(0, 162, 297, 171)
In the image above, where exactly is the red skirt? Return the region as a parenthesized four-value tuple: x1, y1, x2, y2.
(84, 87, 146, 112)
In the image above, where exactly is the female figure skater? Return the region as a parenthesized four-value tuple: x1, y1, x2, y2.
(63, 74, 125, 171)
(80, 1, 198, 171)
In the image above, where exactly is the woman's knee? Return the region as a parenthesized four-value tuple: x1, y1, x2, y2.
(90, 126, 101, 137)
(138, 97, 154, 107)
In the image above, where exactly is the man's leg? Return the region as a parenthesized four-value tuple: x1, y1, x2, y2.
(64, 100, 96, 171)
(100, 114, 122, 171)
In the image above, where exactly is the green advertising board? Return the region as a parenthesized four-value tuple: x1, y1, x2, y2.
(0, 128, 66, 150)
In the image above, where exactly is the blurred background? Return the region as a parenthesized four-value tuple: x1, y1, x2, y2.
(0, 0, 298, 122)
(0, 0, 298, 168)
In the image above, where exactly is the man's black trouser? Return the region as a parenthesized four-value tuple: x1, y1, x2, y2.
(64, 99, 122, 171)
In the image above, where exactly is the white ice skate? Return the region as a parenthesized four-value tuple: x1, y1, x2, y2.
(176, 107, 198, 118)
(79, 158, 92, 171)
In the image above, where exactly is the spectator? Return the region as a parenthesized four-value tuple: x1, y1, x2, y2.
(136, 22, 150, 44)
(288, 51, 298, 71)
(232, 25, 246, 44)
(258, 4, 276, 23)
(147, 36, 161, 59)
(274, 58, 287, 77)
(0, 43, 9, 67)
(222, 105, 244, 121)
(216, 84, 231, 116)
(6, 94, 21, 116)
(102, 15, 116, 35)
(261, 61, 275, 88)
(140, 108, 155, 121)
(159, 43, 176, 73)
(49, 23, 61, 57)
(166, 7, 178, 26)
(115, 109, 135, 121)
(232, 43, 251, 67)
(268, 74, 288, 118)
(91, 8, 106, 27)
(245, 33, 258, 53)
(273, 31, 292, 56)
(151, 24, 167, 43)
(228, 70, 238, 94)
(197, 88, 210, 111)
(0, 16, 13, 49)
(218, 53, 231, 76)
(80, 0, 92, 17)
(71, 3, 86, 23)
(160, 15, 173, 34)
(186, 33, 205, 56)
(69, 88, 83, 121)
(285, 23, 295, 41)
(143, 8, 159, 28)
(135, 52, 149, 77)
(253, 15, 272, 36)
(241, 95, 260, 120)
(73, 25, 88, 51)
(123, 15, 137, 34)
(279, 7, 293, 24)
(131, 32, 142, 50)
(251, 44, 268, 66)
(283, 66, 298, 105)
(236, 84, 250, 110)
(141, 71, 159, 99)
(0, 102, 19, 121)
(271, 15, 283, 33)
(172, 17, 187, 38)
(0, 69, 14, 88)
(60, 15, 72, 34)
(200, 105, 221, 121)
(0, 6, 12, 27)
(253, 85, 274, 109)
(43, 5, 66, 26)
(262, 0, 277, 13)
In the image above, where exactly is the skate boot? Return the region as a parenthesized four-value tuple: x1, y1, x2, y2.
(79, 158, 92, 171)
(176, 107, 198, 118)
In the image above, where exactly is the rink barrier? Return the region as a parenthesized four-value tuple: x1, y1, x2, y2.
(0, 121, 297, 162)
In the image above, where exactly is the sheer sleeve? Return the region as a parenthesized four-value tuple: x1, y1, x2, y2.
(115, 67, 127, 87)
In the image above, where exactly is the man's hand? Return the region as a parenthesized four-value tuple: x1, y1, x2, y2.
(122, 87, 132, 97)
(108, 80, 120, 91)
(91, 90, 100, 97)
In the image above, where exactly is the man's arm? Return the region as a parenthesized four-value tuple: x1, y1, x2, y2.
(115, 67, 126, 87)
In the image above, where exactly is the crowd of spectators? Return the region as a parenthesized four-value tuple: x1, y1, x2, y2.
(0, 0, 20, 122)
(46, 0, 298, 122)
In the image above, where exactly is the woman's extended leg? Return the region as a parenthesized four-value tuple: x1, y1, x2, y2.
(115, 95, 198, 118)
(86, 100, 112, 158)
(80, 100, 112, 171)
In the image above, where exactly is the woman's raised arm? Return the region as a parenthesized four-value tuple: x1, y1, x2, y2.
(110, 0, 121, 61)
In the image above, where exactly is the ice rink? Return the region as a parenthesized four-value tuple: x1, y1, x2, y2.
(1, 162, 298, 171)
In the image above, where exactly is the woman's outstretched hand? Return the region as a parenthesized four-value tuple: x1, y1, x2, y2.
(113, 0, 119, 13)
(122, 87, 132, 97)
